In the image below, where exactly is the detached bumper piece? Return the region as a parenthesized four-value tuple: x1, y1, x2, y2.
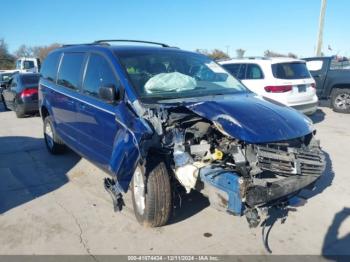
(246, 174, 320, 207)
(198, 167, 242, 215)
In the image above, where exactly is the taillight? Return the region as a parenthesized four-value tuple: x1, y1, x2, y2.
(264, 85, 292, 93)
(21, 88, 38, 98)
(311, 83, 316, 89)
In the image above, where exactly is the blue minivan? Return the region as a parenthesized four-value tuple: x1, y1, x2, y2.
(39, 40, 325, 227)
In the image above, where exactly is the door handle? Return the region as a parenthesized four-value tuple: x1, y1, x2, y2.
(66, 100, 75, 106)
(79, 103, 87, 110)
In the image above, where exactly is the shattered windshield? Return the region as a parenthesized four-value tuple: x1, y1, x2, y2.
(116, 50, 247, 101)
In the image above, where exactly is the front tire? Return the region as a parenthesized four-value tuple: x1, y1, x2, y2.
(131, 161, 172, 227)
(331, 88, 350, 113)
(43, 116, 66, 154)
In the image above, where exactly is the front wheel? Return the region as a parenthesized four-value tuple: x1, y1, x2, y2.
(43, 116, 66, 154)
(131, 161, 172, 227)
(331, 88, 350, 113)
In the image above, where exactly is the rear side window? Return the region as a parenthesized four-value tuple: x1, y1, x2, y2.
(57, 53, 85, 90)
(223, 63, 246, 79)
(83, 54, 119, 98)
(330, 58, 350, 70)
(272, 62, 311, 79)
(21, 74, 40, 85)
(246, 64, 264, 79)
(306, 60, 323, 72)
(41, 52, 61, 82)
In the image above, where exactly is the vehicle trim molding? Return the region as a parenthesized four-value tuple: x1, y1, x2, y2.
(40, 83, 115, 115)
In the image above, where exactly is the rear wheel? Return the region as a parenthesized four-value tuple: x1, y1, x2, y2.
(43, 116, 66, 154)
(131, 161, 172, 227)
(331, 88, 350, 113)
(14, 101, 26, 118)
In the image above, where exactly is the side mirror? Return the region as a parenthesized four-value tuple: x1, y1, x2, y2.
(99, 84, 118, 103)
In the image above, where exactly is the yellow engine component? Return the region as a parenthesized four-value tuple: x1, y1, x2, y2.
(212, 149, 223, 160)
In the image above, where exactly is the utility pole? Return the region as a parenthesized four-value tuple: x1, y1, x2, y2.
(225, 45, 230, 57)
(315, 0, 327, 56)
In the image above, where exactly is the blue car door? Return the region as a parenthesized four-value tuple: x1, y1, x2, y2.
(53, 52, 86, 146)
(76, 53, 121, 168)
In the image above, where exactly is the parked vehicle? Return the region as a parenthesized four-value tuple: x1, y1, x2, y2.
(15, 57, 41, 73)
(2, 73, 40, 117)
(304, 56, 350, 113)
(219, 57, 318, 115)
(0, 72, 13, 101)
(39, 40, 325, 228)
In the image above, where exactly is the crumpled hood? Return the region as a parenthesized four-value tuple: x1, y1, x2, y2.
(183, 94, 313, 143)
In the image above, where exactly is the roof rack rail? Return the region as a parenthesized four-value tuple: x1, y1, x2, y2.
(62, 43, 95, 47)
(93, 39, 171, 48)
(245, 56, 269, 60)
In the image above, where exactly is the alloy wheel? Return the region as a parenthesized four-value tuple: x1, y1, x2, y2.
(133, 166, 146, 215)
(335, 93, 350, 110)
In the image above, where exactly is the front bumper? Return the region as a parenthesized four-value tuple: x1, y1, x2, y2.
(198, 141, 325, 216)
(198, 167, 322, 216)
(245, 174, 320, 207)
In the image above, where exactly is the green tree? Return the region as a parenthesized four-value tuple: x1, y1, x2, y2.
(0, 38, 15, 69)
(31, 43, 61, 61)
(264, 50, 298, 58)
(196, 48, 229, 60)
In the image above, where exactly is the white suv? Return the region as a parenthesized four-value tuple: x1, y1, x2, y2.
(219, 57, 318, 115)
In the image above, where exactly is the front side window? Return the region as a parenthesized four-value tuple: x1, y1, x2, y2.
(272, 62, 311, 79)
(246, 64, 264, 79)
(41, 52, 61, 82)
(222, 64, 241, 78)
(117, 50, 247, 101)
(57, 53, 85, 90)
(83, 54, 119, 98)
(222, 63, 246, 79)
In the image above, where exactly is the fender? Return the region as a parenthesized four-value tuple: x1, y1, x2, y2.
(109, 100, 153, 192)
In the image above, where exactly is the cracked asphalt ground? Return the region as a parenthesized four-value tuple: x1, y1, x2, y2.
(0, 102, 349, 255)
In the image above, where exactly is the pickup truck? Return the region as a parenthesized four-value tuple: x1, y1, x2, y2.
(15, 57, 41, 73)
(304, 56, 350, 113)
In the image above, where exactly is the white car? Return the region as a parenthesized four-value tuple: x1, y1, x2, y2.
(219, 57, 318, 115)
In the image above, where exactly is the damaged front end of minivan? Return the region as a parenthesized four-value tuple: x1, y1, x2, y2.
(113, 94, 325, 228)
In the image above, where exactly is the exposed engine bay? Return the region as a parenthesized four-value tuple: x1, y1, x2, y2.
(135, 103, 326, 227)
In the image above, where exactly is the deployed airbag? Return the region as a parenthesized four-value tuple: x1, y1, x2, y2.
(145, 72, 196, 93)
